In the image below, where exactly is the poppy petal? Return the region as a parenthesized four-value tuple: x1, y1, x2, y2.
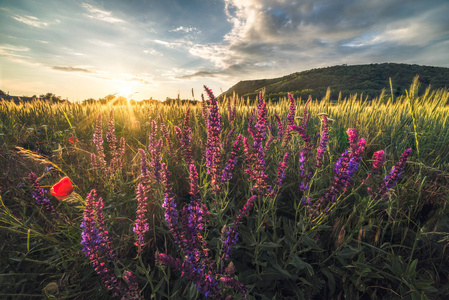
(51, 177, 73, 200)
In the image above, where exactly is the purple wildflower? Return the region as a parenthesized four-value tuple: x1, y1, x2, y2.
(28, 172, 55, 212)
(372, 150, 386, 172)
(374, 148, 412, 200)
(160, 163, 181, 242)
(106, 110, 119, 173)
(133, 183, 149, 254)
(80, 189, 124, 297)
(204, 86, 222, 191)
(277, 152, 290, 186)
(123, 270, 142, 300)
(315, 115, 329, 168)
(201, 94, 209, 121)
(282, 93, 296, 147)
(222, 134, 243, 181)
(92, 113, 106, 172)
(317, 130, 366, 212)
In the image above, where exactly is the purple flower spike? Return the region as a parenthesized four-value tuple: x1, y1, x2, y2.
(222, 134, 243, 181)
(28, 172, 55, 212)
(179, 108, 193, 165)
(133, 183, 149, 253)
(92, 113, 107, 172)
(282, 93, 297, 147)
(204, 86, 222, 191)
(374, 148, 412, 200)
(315, 115, 329, 168)
(80, 189, 139, 297)
(277, 152, 290, 186)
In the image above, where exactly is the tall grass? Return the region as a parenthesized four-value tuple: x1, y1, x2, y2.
(1, 84, 449, 299)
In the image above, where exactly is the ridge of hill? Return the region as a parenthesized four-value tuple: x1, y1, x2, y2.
(222, 63, 449, 100)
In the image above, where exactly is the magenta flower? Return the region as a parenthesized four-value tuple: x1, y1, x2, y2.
(222, 134, 243, 181)
(374, 148, 412, 200)
(372, 150, 386, 172)
(277, 152, 290, 186)
(282, 93, 297, 147)
(28, 172, 55, 212)
(133, 183, 149, 253)
(204, 86, 222, 190)
(179, 108, 193, 165)
(92, 113, 107, 171)
(315, 115, 329, 168)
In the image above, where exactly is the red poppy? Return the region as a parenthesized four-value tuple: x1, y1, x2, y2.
(50, 177, 73, 200)
(68, 136, 78, 144)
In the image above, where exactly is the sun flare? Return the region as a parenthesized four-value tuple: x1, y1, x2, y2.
(118, 83, 138, 99)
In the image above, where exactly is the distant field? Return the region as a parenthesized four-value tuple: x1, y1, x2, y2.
(1, 84, 449, 299)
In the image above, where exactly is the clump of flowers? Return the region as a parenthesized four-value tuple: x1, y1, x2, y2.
(91, 111, 126, 177)
(133, 183, 149, 254)
(157, 163, 250, 299)
(373, 148, 412, 200)
(81, 189, 141, 299)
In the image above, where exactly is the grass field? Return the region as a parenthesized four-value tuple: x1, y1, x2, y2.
(1, 82, 449, 299)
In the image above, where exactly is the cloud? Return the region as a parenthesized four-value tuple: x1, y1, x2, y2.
(184, 0, 449, 79)
(82, 3, 125, 24)
(170, 26, 201, 34)
(11, 14, 49, 27)
(143, 48, 163, 56)
(51, 66, 96, 73)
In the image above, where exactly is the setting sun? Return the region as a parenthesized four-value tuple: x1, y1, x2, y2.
(118, 84, 136, 99)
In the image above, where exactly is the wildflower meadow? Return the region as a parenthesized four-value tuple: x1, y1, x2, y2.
(1, 80, 449, 299)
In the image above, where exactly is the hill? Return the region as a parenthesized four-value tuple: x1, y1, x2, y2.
(222, 63, 449, 100)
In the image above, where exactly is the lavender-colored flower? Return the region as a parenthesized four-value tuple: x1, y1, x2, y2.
(92, 113, 107, 172)
(133, 183, 149, 253)
(204, 86, 222, 190)
(222, 134, 243, 181)
(201, 94, 209, 121)
(277, 152, 290, 186)
(28, 172, 55, 212)
(264, 136, 275, 153)
(315, 115, 329, 168)
(179, 108, 193, 165)
(80, 189, 123, 296)
(374, 148, 412, 200)
(161, 163, 181, 242)
(372, 150, 386, 171)
(138, 149, 150, 187)
(158, 162, 250, 299)
(282, 93, 297, 147)
(123, 270, 142, 300)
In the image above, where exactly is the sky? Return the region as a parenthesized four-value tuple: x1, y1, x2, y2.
(1, 0, 448, 102)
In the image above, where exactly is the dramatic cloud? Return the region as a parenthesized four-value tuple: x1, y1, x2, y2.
(186, 0, 449, 78)
(1, 0, 448, 101)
